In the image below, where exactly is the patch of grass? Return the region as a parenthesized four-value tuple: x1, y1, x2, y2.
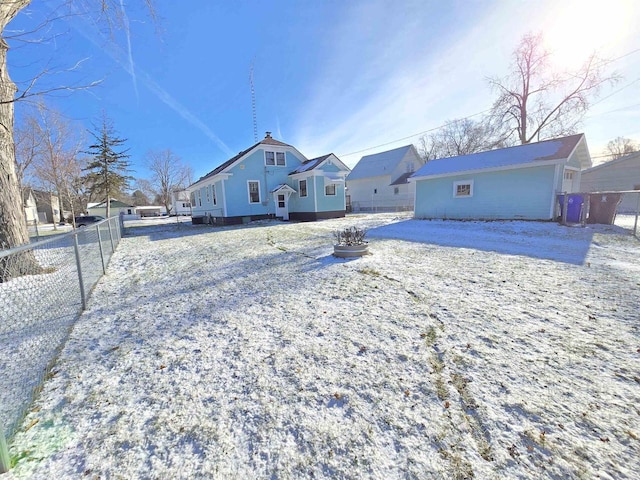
(357, 267, 380, 276)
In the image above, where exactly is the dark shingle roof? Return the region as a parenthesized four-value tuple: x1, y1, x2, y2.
(290, 154, 332, 174)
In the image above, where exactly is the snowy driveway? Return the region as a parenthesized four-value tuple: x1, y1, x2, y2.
(7, 214, 640, 479)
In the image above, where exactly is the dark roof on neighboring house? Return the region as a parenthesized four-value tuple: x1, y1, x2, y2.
(347, 145, 415, 181)
(412, 134, 586, 179)
(193, 133, 293, 185)
(390, 172, 413, 186)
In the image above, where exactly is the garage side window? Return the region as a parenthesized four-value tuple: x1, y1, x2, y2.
(453, 180, 473, 198)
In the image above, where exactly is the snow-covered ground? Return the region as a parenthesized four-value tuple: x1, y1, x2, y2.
(5, 213, 640, 479)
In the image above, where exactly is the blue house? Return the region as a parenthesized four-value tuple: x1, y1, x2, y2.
(410, 134, 592, 220)
(189, 133, 350, 224)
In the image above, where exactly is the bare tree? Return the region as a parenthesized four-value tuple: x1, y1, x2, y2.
(605, 136, 638, 160)
(417, 118, 509, 161)
(489, 32, 619, 145)
(144, 149, 190, 215)
(0, 1, 156, 282)
(30, 103, 84, 227)
(14, 111, 44, 189)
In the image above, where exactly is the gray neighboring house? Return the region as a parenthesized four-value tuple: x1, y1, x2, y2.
(30, 189, 62, 224)
(346, 144, 424, 212)
(580, 152, 640, 212)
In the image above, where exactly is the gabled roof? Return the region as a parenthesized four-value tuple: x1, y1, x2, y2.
(192, 134, 294, 187)
(581, 150, 640, 174)
(411, 134, 587, 180)
(347, 145, 414, 181)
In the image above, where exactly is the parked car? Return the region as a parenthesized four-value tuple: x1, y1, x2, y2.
(74, 215, 105, 227)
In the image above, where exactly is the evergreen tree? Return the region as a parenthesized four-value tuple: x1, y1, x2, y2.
(83, 116, 133, 219)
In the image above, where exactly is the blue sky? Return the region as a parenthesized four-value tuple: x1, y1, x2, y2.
(7, 0, 640, 181)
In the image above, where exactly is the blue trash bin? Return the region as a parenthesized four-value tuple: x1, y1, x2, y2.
(558, 194, 584, 223)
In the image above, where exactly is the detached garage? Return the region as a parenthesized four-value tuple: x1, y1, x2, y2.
(410, 134, 592, 221)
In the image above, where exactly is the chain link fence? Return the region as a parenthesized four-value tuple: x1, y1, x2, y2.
(0, 216, 122, 470)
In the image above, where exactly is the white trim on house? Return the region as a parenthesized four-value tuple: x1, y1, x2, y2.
(410, 158, 563, 182)
(550, 164, 562, 218)
(453, 180, 474, 198)
(247, 180, 261, 204)
(221, 179, 228, 216)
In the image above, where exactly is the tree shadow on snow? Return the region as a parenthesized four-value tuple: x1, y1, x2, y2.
(367, 219, 606, 265)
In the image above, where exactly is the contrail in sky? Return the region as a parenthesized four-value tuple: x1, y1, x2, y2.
(119, 0, 139, 101)
(55, 3, 233, 157)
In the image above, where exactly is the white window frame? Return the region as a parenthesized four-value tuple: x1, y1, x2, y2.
(205, 185, 210, 204)
(265, 151, 275, 166)
(248, 180, 261, 204)
(453, 180, 473, 198)
(197, 190, 202, 206)
(394, 187, 399, 195)
(265, 151, 286, 167)
(325, 183, 336, 196)
(299, 179, 308, 197)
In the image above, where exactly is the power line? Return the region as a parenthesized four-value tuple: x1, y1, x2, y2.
(339, 109, 491, 157)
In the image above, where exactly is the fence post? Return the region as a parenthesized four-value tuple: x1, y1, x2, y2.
(106, 218, 115, 253)
(561, 192, 568, 225)
(1, 424, 10, 473)
(96, 224, 106, 275)
(73, 233, 87, 311)
(634, 192, 640, 237)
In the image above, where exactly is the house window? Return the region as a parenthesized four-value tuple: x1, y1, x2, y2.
(406, 162, 415, 173)
(278, 194, 285, 208)
(564, 171, 575, 180)
(374, 188, 378, 194)
(394, 187, 399, 195)
(190, 192, 196, 206)
(265, 151, 286, 166)
(212, 185, 217, 205)
(299, 179, 308, 197)
(265, 151, 275, 165)
(453, 180, 473, 198)
(206, 185, 210, 204)
(325, 184, 336, 196)
(248, 181, 261, 203)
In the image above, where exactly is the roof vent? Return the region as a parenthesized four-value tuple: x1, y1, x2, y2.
(265, 131, 272, 139)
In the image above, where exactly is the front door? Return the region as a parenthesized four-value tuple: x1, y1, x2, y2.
(274, 193, 289, 220)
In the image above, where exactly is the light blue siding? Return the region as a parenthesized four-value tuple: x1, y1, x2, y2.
(414, 165, 557, 220)
(224, 149, 304, 217)
(288, 176, 316, 213)
(316, 176, 345, 212)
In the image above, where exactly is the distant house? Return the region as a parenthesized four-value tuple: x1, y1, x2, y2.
(580, 152, 640, 213)
(31, 189, 62, 224)
(410, 134, 591, 220)
(88, 199, 137, 218)
(22, 189, 38, 225)
(188, 133, 350, 224)
(346, 145, 424, 212)
(136, 206, 166, 217)
(170, 190, 192, 216)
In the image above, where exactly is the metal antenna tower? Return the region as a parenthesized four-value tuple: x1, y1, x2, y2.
(249, 60, 258, 142)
